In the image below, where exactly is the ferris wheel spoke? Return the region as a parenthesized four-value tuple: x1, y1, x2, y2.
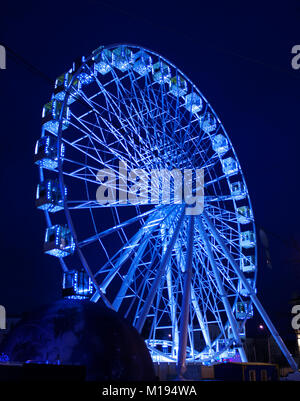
(111, 206, 178, 310)
(198, 217, 247, 362)
(191, 257, 216, 332)
(62, 165, 99, 185)
(82, 113, 138, 164)
(197, 230, 235, 324)
(94, 223, 145, 277)
(120, 215, 179, 309)
(206, 204, 239, 219)
(134, 205, 185, 333)
(196, 279, 220, 326)
(202, 210, 299, 371)
(62, 150, 131, 182)
(146, 81, 173, 149)
(125, 96, 156, 155)
(205, 208, 240, 237)
(193, 276, 221, 322)
(208, 245, 239, 294)
(198, 152, 221, 172)
(78, 205, 167, 248)
(205, 194, 238, 203)
(143, 76, 166, 149)
(74, 131, 106, 166)
(109, 77, 150, 144)
(61, 136, 151, 192)
(93, 72, 161, 165)
(190, 132, 217, 169)
(93, 230, 147, 303)
(112, 233, 152, 311)
(92, 111, 151, 169)
(181, 102, 204, 153)
(126, 263, 153, 321)
(148, 277, 169, 344)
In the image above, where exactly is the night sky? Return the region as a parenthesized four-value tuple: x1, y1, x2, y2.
(1, 0, 300, 340)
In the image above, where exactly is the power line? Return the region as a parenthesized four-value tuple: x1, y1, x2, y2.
(3, 43, 53, 85)
(96, 0, 300, 81)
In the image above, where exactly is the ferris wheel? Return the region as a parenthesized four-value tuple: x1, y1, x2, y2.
(34, 44, 297, 373)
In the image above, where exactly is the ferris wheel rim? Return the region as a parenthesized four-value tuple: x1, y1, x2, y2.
(38, 43, 258, 364)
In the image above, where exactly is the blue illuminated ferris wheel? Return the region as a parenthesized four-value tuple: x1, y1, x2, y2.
(34, 44, 297, 372)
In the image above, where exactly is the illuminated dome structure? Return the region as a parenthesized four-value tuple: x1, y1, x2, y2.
(1, 299, 155, 381)
(34, 44, 297, 373)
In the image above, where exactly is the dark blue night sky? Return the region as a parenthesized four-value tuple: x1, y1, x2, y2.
(1, 0, 300, 340)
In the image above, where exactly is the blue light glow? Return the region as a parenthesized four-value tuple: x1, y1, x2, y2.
(93, 48, 113, 75)
(35, 44, 264, 368)
(41, 100, 70, 135)
(212, 134, 229, 155)
(241, 255, 256, 273)
(0, 353, 9, 362)
(112, 46, 134, 72)
(34, 135, 65, 170)
(133, 51, 152, 76)
(36, 179, 66, 213)
(238, 278, 256, 296)
(240, 230, 256, 248)
(200, 112, 217, 133)
(54, 71, 80, 104)
(236, 301, 253, 319)
(230, 181, 246, 200)
(169, 76, 187, 96)
(62, 269, 93, 298)
(44, 225, 75, 257)
(237, 206, 252, 224)
(78, 70, 94, 85)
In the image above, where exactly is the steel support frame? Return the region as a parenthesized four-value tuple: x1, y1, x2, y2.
(177, 215, 195, 376)
(202, 210, 298, 371)
(135, 206, 185, 333)
(198, 217, 248, 362)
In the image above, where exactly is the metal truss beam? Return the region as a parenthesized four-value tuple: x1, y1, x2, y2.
(135, 206, 185, 333)
(202, 210, 298, 371)
(198, 217, 248, 363)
